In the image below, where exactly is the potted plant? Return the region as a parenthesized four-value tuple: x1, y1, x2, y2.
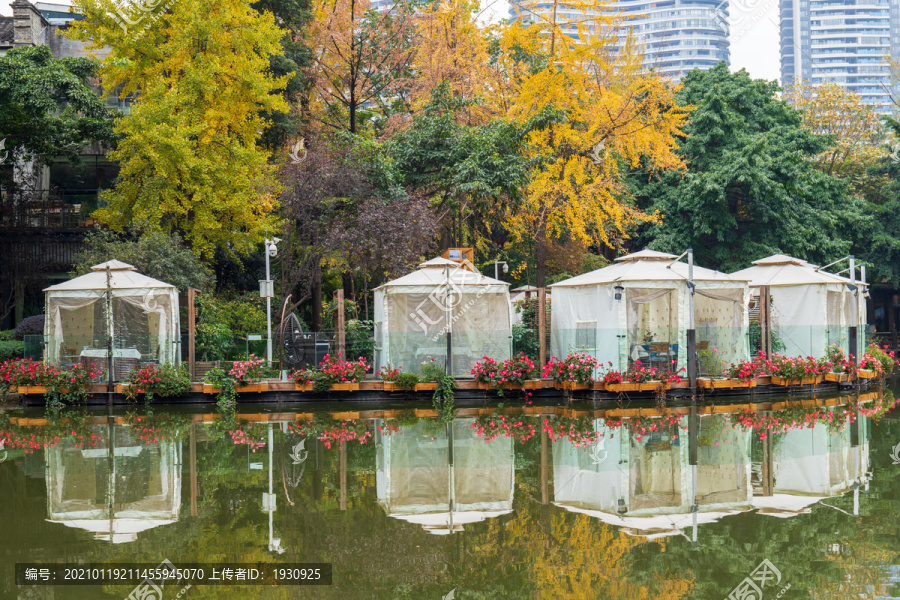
(471, 354, 539, 395)
(770, 354, 826, 386)
(543, 353, 599, 390)
(292, 354, 369, 392)
(701, 358, 759, 389)
(416, 357, 446, 391)
(194, 322, 235, 380)
(121, 364, 192, 404)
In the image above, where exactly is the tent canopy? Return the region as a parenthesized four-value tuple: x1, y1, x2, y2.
(730, 254, 867, 358)
(43, 261, 181, 372)
(374, 257, 513, 377)
(550, 251, 750, 371)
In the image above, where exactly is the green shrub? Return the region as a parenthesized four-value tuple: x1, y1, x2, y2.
(0, 340, 25, 361)
(395, 372, 419, 391)
(0, 330, 14, 341)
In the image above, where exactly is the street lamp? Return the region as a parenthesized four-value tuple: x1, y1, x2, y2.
(260, 238, 280, 365)
(494, 261, 508, 280)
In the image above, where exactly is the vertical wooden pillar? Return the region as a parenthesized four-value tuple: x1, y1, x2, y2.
(758, 286, 771, 357)
(538, 288, 547, 370)
(334, 289, 346, 358)
(188, 289, 199, 380)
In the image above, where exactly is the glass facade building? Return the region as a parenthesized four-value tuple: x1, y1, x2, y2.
(509, 0, 730, 81)
(780, 0, 899, 113)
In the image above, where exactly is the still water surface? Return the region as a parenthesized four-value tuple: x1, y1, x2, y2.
(1, 387, 899, 599)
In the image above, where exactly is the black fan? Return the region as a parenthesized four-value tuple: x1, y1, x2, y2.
(280, 313, 314, 370)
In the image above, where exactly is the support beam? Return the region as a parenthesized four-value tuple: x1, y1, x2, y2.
(759, 286, 772, 357)
(187, 289, 199, 380)
(538, 288, 547, 370)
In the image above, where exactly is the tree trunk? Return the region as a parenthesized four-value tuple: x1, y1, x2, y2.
(535, 219, 548, 288)
(312, 262, 323, 331)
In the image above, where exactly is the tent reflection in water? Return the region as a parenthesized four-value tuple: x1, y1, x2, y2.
(43, 260, 181, 378)
(553, 416, 752, 539)
(550, 249, 750, 373)
(753, 416, 870, 518)
(373, 257, 513, 378)
(731, 254, 867, 359)
(375, 419, 514, 534)
(46, 423, 181, 544)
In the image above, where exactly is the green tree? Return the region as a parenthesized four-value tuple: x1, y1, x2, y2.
(857, 117, 900, 285)
(72, 229, 215, 292)
(630, 63, 868, 272)
(69, 0, 292, 258)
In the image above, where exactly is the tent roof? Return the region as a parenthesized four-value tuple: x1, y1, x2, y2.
(553, 503, 749, 537)
(44, 262, 176, 293)
(732, 254, 865, 287)
(550, 251, 748, 287)
(49, 518, 177, 544)
(375, 256, 508, 290)
(751, 494, 828, 518)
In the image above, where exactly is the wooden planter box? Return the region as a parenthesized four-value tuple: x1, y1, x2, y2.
(698, 378, 757, 390)
(825, 372, 852, 383)
(605, 381, 670, 393)
(294, 383, 314, 391)
(415, 382, 438, 392)
(329, 383, 360, 392)
(855, 369, 877, 379)
(555, 381, 591, 391)
(17, 385, 46, 395)
(477, 380, 542, 391)
(202, 384, 219, 394)
(771, 375, 823, 386)
(236, 383, 269, 394)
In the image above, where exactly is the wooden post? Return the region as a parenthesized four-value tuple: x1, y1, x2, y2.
(188, 288, 199, 380)
(538, 288, 547, 370)
(339, 443, 347, 511)
(540, 427, 549, 505)
(759, 286, 771, 357)
(334, 289, 346, 358)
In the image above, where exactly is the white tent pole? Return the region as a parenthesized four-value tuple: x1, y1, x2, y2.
(106, 266, 114, 401)
(687, 249, 697, 395)
(445, 263, 452, 376)
(849, 256, 857, 366)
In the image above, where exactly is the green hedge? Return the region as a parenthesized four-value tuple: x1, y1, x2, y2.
(0, 340, 25, 360)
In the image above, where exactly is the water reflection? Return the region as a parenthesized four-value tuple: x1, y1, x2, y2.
(47, 422, 181, 544)
(0, 389, 896, 598)
(376, 419, 514, 534)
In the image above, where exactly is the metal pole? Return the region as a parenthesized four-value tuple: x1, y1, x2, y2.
(849, 255, 857, 365)
(687, 249, 697, 395)
(445, 264, 452, 377)
(265, 242, 273, 365)
(268, 424, 274, 548)
(106, 266, 114, 402)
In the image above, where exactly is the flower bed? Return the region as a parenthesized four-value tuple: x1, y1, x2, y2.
(289, 417, 372, 449)
(769, 354, 827, 384)
(542, 353, 599, 387)
(472, 353, 538, 395)
(123, 412, 191, 445)
(293, 354, 370, 393)
(122, 364, 192, 403)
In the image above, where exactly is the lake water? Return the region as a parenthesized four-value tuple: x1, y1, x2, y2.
(2, 385, 899, 599)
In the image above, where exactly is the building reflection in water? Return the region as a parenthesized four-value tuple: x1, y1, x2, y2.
(375, 418, 514, 535)
(46, 420, 182, 544)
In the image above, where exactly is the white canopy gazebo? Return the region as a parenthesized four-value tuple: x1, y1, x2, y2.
(375, 418, 514, 534)
(550, 250, 750, 372)
(47, 424, 181, 544)
(374, 257, 513, 377)
(43, 260, 180, 376)
(731, 254, 867, 359)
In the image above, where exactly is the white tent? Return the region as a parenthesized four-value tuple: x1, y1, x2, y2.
(375, 418, 514, 535)
(550, 250, 750, 372)
(553, 416, 752, 539)
(731, 254, 867, 359)
(43, 260, 180, 375)
(374, 257, 513, 377)
(46, 424, 181, 544)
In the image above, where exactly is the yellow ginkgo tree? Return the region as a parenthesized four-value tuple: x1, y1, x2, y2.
(67, 0, 290, 258)
(498, 0, 690, 285)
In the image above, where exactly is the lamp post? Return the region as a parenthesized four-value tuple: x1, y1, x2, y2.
(260, 238, 280, 366)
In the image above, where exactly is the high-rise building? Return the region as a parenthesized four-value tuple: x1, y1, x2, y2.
(508, 0, 730, 81)
(780, 0, 899, 113)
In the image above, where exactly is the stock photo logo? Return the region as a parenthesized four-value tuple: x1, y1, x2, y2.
(725, 559, 790, 600)
(891, 441, 900, 464)
(109, 0, 170, 36)
(0, 138, 8, 164)
(714, 0, 777, 43)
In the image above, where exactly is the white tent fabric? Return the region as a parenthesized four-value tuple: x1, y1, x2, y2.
(374, 258, 513, 377)
(47, 429, 181, 544)
(375, 418, 514, 534)
(43, 261, 181, 370)
(731, 254, 867, 358)
(550, 250, 750, 372)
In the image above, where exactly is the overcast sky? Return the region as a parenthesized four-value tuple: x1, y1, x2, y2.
(2, 0, 781, 81)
